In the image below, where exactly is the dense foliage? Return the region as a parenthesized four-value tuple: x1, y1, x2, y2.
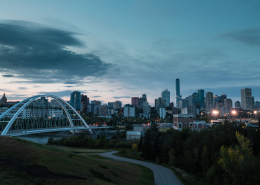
(140, 122, 260, 185)
(48, 134, 132, 149)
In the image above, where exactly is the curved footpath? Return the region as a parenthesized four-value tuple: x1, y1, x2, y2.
(99, 151, 182, 185)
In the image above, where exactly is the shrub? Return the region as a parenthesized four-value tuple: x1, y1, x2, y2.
(115, 141, 127, 148)
(47, 138, 53, 145)
(118, 148, 127, 154)
(132, 144, 138, 151)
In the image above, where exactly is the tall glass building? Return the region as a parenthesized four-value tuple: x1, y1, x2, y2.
(162, 89, 170, 107)
(175, 78, 181, 108)
(192, 92, 200, 108)
(70, 91, 81, 112)
(197, 89, 205, 109)
(241, 88, 254, 111)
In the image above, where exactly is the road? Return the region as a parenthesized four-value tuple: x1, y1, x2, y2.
(99, 151, 182, 185)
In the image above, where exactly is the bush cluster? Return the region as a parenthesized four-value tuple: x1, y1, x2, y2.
(47, 134, 129, 149)
(140, 122, 260, 185)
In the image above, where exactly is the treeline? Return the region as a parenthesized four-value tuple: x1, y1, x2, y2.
(140, 122, 260, 185)
(47, 134, 137, 149)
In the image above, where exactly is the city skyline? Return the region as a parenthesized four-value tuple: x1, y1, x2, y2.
(0, 1, 259, 105)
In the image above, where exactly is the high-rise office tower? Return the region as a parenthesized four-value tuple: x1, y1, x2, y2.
(235, 101, 241, 108)
(114, 100, 122, 109)
(241, 88, 254, 111)
(175, 78, 182, 108)
(70, 91, 82, 112)
(197, 89, 204, 109)
(142, 94, 147, 101)
(176, 78, 180, 97)
(162, 89, 170, 107)
(139, 94, 147, 107)
(91, 100, 102, 115)
(213, 96, 220, 108)
(155, 97, 166, 111)
(81, 94, 89, 113)
(206, 92, 213, 113)
(192, 92, 200, 108)
(224, 98, 232, 110)
(131, 97, 139, 108)
(219, 94, 227, 105)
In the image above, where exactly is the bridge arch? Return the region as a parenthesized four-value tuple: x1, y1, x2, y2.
(0, 95, 92, 135)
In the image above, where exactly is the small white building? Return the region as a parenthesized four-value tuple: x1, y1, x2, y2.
(126, 125, 144, 140)
(181, 108, 188, 114)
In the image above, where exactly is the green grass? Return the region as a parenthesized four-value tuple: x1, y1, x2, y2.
(159, 128, 171, 132)
(138, 164, 155, 185)
(0, 136, 154, 185)
(53, 146, 109, 155)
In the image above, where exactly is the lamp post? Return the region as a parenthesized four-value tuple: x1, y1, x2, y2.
(231, 110, 237, 119)
(254, 110, 257, 119)
(212, 110, 219, 120)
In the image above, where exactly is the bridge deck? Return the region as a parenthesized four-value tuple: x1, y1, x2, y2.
(0, 126, 114, 137)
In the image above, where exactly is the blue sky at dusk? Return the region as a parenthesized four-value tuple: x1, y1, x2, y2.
(0, 0, 259, 105)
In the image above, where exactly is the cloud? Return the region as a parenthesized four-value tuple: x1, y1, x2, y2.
(18, 87, 27, 90)
(38, 90, 75, 97)
(0, 89, 13, 92)
(113, 96, 130, 99)
(65, 86, 73, 87)
(93, 96, 101, 98)
(2, 75, 14, 77)
(63, 81, 80, 84)
(0, 20, 113, 84)
(219, 28, 260, 46)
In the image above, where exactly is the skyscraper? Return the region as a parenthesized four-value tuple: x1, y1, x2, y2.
(175, 78, 182, 108)
(219, 94, 227, 105)
(176, 78, 180, 97)
(155, 97, 166, 112)
(235, 101, 241, 108)
(81, 94, 89, 113)
(224, 98, 232, 111)
(192, 92, 200, 108)
(241, 88, 254, 111)
(206, 92, 213, 113)
(139, 94, 147, 107)
(131, 97, 139, 108)
(70, 91, 82, 112)
(197, 89, 204, 109)
(161, 89, 170, 107)
(114, 100, 122, 109)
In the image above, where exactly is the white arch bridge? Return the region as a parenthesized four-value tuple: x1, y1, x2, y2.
(0, 95, 111, 137)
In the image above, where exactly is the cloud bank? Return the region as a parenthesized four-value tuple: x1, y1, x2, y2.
(0, 20, 113, 84)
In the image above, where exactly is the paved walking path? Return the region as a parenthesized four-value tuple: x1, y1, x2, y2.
(99, 151, 182, 185)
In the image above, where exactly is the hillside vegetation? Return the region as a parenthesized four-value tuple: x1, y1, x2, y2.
(0, 136, 154, 185)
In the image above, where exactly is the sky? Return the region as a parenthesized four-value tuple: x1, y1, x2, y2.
(0, 0, 259, 106)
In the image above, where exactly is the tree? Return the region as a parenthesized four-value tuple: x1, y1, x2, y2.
(132, 144, 138, 151)
(168, 148, 176, 166)
(218, 131, 254, 185)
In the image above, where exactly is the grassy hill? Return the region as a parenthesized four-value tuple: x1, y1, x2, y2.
(0, 136, 154, 185)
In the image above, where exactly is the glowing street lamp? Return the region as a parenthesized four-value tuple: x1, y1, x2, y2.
(231, 110, 237, 119)
(254, 110, 257, 119)
(212, 110, 219, 120)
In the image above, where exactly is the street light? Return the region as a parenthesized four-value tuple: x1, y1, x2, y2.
(231, 110, 237, 119)
(212, 110, 219, 120)
(254, 110, 257, 119)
